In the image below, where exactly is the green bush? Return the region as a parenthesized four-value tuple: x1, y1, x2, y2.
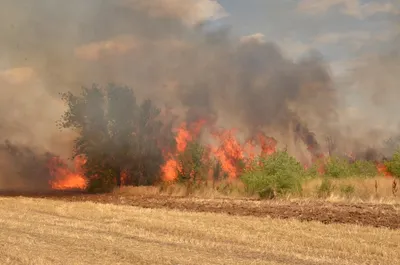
(304, 163, 320, 180)
(324, 157, 351, 178)
(385, 149, 400, 178)
(241, 151, 305, 198)
(324, 157, 377, 178)
(340, 184, 355, 197)
(349, 160, 378, 177)
(316, 178, 334, 198)
(176, 141, 209, 191)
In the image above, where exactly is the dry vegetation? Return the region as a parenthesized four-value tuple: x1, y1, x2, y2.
(302, 176, 399, 202)
(0, 197, 399, 265)
(115, 176, 400, 204)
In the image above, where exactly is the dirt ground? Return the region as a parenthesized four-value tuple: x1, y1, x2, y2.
(1, 190, 399, 229)
(0, 197, 399, 265)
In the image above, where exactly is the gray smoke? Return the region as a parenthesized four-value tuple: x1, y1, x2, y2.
(0, 0, 396, 188)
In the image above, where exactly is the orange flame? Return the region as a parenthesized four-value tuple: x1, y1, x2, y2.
(161, 159, 181, 182)
(377, 163, 392, 177)
(161, 123, 193, 181)
(160, 120, 397, 184)
(258, 133, 277, 156)
(176, 123, 192, 153)
(211, 129, 244, 179)
(160, 121, 282, 182)
(48, 156, 87, 190)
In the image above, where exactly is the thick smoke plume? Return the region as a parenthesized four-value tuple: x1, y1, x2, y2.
(0, 0, 397, 189)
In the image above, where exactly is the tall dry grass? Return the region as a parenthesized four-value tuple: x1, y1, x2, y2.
(115, 176, 400, 204)
(302, 176, 400, 203)
(115, 179, 248, 198)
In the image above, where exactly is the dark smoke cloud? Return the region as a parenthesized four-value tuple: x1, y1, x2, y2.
(0, 0, 395, 188)
(0, 141, 55, 191)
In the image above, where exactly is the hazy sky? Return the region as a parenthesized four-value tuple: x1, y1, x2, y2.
(215, 0, 399, 76)
(0, 0, 399, 146)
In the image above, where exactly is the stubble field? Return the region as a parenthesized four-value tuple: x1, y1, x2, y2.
(0, 193, 399, 265)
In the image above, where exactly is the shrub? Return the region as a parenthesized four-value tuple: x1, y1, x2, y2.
(176, 141, 210, 193)
(324, 157, 377, 178)
(86, 176, 114, 193)
(349, 160, 378, 177)
(324, 157, 351, 178)
(385, 149, 400, 178)
(304, 163, 320, 180)
(85, 167, 116, 193)
(241, 151, 305, 198)
(340, 184, 355, 197)
(211, 159, 229, 181)
(317, 178, 334, 198)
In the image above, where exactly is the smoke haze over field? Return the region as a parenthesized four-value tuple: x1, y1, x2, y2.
(0, 0, 398, 189)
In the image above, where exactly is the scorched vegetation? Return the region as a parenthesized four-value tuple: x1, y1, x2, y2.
(52, 84, 400, 199)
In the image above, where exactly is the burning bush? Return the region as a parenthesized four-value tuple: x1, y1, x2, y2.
(51, 83, 392, 196)
(385, 149, 400, 178)
(175, 141, 211, 193)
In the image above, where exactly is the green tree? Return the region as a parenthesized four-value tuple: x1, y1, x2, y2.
(59, 83, 168, 192)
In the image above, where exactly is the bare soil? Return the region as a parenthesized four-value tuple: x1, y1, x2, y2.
(1, 190, 399, 229)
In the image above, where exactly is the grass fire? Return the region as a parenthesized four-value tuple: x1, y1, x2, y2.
(0, 1, 400, 264)
(34, 82, 397, 200)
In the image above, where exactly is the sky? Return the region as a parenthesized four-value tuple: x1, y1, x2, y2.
(214, 0, 400, 76)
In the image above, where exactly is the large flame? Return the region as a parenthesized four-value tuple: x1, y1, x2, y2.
(48, 156, 87, 190)
(160, 120, 392, 183)
(160, 121, 278, 181)
(161, 121, 205, 181)
(48, 120, 393, 189)
(211, 129, 245, 179)
(161, 123, 190, 181)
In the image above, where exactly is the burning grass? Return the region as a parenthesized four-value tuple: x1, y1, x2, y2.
(25, 84, 399, 202)
(0, 197, 398, 265)
(44, 124, 400, 201)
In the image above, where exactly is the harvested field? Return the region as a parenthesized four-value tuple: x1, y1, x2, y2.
(56, 195, 400, 229)
(0, 197, 399, 265)
(1, 190, 399, 229)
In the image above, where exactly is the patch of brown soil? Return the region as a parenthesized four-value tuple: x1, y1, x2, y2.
(1, 190, 398, 229)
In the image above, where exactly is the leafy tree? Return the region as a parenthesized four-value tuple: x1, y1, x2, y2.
(59, 83, 168, 192)
(125, 99, 166, 186)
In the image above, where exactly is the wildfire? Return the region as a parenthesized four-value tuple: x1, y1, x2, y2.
(48, 120, 393, 190)
(161, 123, 192, 181)
(211, 129, 244, 179)
(258, 133, 277, 156)
(48, 156, 87, 190)
(160, 121, 279, 182)
(377, 163, 392, 177)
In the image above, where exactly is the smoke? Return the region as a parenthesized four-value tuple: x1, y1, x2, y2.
(0, 0, 396, 189)
(337, 18, 400, 156)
